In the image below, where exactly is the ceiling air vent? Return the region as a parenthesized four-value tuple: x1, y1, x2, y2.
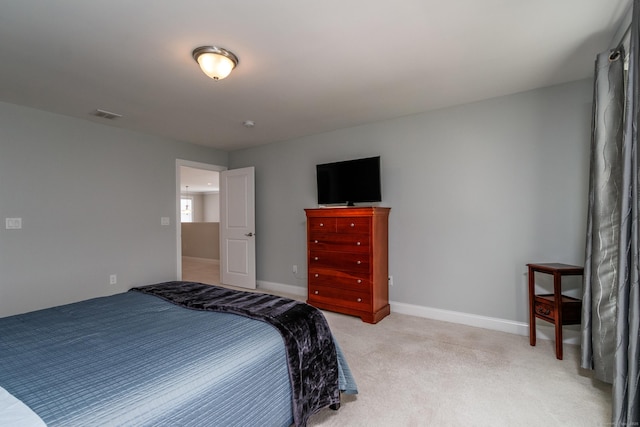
(92, 109, 122, 120)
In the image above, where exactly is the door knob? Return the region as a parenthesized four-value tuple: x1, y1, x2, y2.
(245, 232, 254, 237)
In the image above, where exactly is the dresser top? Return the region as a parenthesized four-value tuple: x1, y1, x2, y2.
(305, 207, 390, 217)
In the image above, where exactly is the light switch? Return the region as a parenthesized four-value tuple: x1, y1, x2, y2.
(5, 218, 22, 229)
(161, 217, 170, 226)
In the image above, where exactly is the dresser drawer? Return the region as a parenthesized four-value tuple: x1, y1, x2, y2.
(308, 217, 337, 233)
(308, 267, 371, 290)
(309, 251, 370, 272)
(308, 233, 370, 253)
(337, 217, 371, 233)
(308, 285, 371, 310)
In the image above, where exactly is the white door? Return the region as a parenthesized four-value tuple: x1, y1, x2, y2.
(220, 167, 256, 289)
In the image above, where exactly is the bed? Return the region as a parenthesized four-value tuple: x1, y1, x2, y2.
(0, 281, 357, 426)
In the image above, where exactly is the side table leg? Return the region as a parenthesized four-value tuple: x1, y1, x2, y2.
(554, 271, 563, 360)
(528, 266, 536, 346)
(555, 318, 563, 360)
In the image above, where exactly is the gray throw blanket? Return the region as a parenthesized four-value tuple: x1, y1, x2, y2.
(130, 281, 339, 427)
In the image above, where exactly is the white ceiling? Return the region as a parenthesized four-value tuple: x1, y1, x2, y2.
(0, 1, 631, 151)
(180, 166, 219, 193)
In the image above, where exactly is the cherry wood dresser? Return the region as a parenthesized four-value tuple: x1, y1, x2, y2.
(305, 207, 390, 323)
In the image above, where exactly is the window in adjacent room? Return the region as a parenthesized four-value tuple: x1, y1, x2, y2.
(181, 197, 193, 222)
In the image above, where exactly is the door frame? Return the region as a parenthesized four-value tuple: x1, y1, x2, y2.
(175, 159, 227, 280)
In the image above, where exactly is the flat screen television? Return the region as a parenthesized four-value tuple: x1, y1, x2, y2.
(316, 156, 382, 206)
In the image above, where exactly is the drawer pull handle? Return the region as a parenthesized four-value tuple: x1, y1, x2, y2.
(320, 223, 324, 227)
(314, 240, 318, 244)
(315, 274, 319, 278)
(536, 307, 551, 316)
(357, 298, 362, 302)
(356, 260, 361, 265)
(356, 241, 361, 246)
(314, 257, 319, 261)
(314, 290, 319, 295)
(350, 223, 355, 227)
(357, 279, 362, 284)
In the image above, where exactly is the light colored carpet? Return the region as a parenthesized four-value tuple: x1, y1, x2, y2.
(308, 310, 611, 427)
(182, 257, 610, 426)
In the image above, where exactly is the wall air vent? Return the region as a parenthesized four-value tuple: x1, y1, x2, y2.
(92, 109, 122, 120)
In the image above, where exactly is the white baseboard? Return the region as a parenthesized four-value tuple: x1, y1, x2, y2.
(257, 281, 580, 344)
(390, 301, 528, 334)
(390, 301, 580, 344)
(257, 281, 307, 298)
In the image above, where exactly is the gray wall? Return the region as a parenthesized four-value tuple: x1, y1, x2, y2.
(229, 79, 593, 323)
(0, 79, 592, 324)
(0, 101, 227, 317)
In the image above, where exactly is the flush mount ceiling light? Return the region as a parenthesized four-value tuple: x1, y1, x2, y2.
(192, 46, 239, 80)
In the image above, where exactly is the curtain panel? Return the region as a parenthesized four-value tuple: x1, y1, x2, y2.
(582, 1, 640, 424)
(581, 47, 625, 384)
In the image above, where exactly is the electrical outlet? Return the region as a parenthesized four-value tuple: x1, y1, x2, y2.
(389, 276, 394, 286)
(293, 265, 298, 274)
(109, 274, 117, 285)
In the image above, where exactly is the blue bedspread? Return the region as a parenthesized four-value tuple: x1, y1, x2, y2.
(132, 281, 341, 426)
(0, 291, 357, 426)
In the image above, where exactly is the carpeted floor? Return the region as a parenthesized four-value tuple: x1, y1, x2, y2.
(308, 310, 611, 427)
(182, 257, 610, 426)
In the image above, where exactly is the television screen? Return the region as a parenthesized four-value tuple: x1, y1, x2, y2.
(316, 156, 381, 206)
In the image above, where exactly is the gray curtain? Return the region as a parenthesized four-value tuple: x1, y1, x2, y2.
(581, 41, 625, 384)
(582, 1, 640, 424)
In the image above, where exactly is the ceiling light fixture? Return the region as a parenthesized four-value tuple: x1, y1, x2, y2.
(192, 46, 239, 81)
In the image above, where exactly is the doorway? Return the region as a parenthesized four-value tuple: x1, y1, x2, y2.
(176, 160, 226, 285)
